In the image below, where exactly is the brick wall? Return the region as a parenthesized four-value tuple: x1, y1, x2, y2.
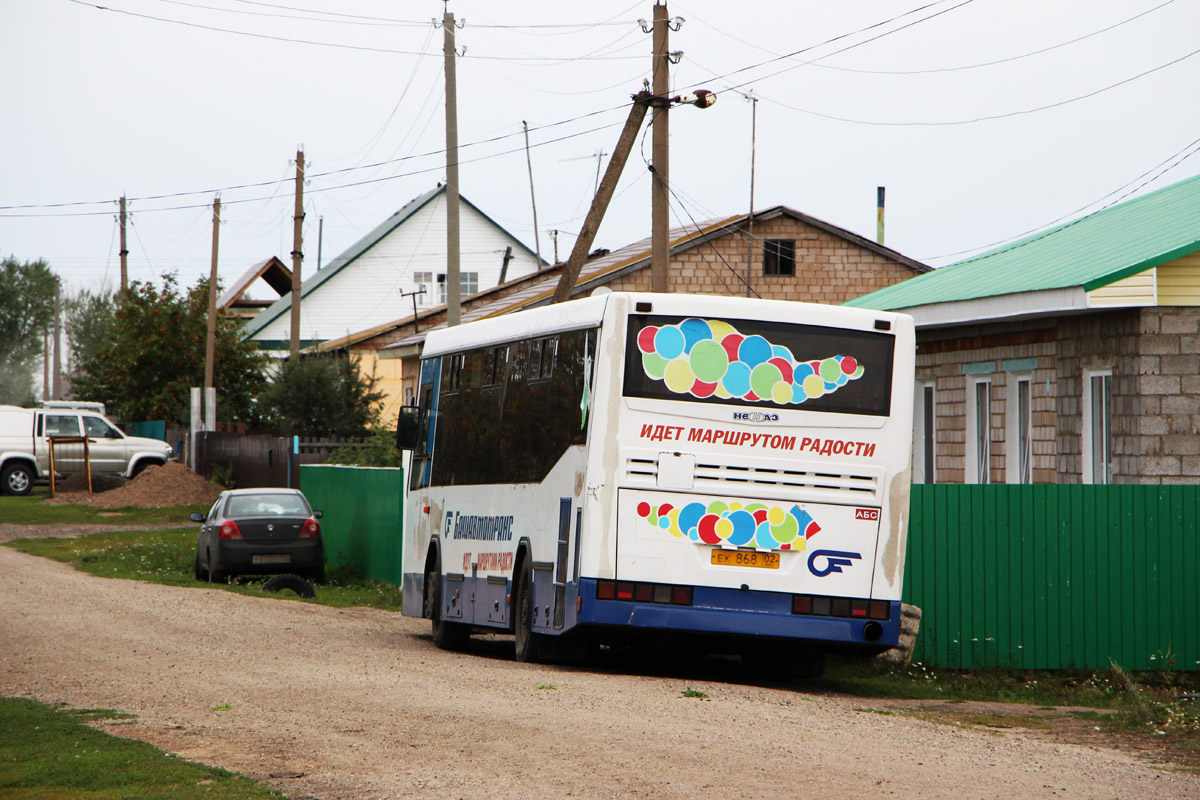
(916, 307, 1200, 485)
(659, 216, 920, 304)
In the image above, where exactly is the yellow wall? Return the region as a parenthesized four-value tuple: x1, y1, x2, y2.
(354, 349, 406, 427)
(1156, 252, 1200, 306)
(1086, 268, 1155, 307)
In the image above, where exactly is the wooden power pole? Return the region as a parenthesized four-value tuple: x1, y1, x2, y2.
(118, 196, 128, 297)
(289, 150, 305, 360)
(204, 196, 220, 392)
(443, 10, 462, 327)
(650, 2, 671, 292)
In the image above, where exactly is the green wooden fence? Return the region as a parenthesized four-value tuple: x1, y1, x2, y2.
(299, 465, 404, 585)
(904, 485, 1200, 671)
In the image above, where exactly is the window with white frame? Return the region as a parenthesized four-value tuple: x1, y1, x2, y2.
(913, 380, 936, 483)
(435, 272, 480, 304)
(413, 272, 433, 305)
(966, 377, 992, 484)
(1082, 369, 1113, 484)
(1006, 373, 1033, 484)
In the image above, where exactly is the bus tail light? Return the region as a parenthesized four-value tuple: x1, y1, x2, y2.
(793, 594, 892, 621)
(594, 580, 693, 606)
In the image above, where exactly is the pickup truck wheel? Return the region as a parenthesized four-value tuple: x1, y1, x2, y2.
(1, 463, 34, 496)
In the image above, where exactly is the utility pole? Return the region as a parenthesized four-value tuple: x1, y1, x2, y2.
(553, 93, 653, 304)
(499, 245, 514, 285)
(746, 91, 757, 297)
(204, 196, 220, 393)
(877, 186, 886, 245)
(289, 150, 305, 360)
(550, 230, 560, 264)
(51, 286, 61, 400)
(317, 215, 324, 271)
(650, 2, 671, 293)
(118, 196, 128, 297)
(443, 8, 462, 326)
(522, 121, 542, 267)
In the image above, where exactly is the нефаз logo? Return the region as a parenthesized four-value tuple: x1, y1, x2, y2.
(733, 411, 779, 423)
(807, 549, 862, 577)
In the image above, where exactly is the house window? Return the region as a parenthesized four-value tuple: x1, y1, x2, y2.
(413, 272, 433, 305)
(436, 272, 481, 305)
(913, 381, 936, 483)
(967, 377, 992, 484)
(763, 239, 795, 276)
(1006, 374, 1032, 484)
(1082, 369, 1112, 484)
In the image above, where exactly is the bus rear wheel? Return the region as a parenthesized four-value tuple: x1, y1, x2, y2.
(426, 561, 469, 650)
(513, 559, 540, 663)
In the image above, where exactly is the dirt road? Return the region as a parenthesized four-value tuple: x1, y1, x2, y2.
(1, 541, 1195, 800)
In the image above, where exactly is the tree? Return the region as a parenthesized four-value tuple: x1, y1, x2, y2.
(0, 256, 59, 405)
(70, 273, 268, 424)
(258, 352, 384, 437)
(63, 288, 117, 388)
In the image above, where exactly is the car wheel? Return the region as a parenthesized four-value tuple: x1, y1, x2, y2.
(513, 558, 540, 663)
(193, 551, 209, 582)
(1, 462, 34, 496)
(261, 573, 316, 598)
(425, 559, 468, 650)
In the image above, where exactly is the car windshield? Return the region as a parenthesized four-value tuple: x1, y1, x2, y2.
(226, 494, 309, 517)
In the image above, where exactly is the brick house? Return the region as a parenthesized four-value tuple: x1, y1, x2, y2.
(319, 205, 930, 418)
(848, 172, 1200, 485)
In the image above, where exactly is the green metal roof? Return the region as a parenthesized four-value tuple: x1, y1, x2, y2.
(846, 171, 1200, 311)
(242, 186, 546, 340)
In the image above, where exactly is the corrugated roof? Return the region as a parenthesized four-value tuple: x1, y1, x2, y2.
(846, 172, 1200, 311)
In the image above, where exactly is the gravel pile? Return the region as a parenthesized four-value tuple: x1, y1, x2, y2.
(47, 461, 222, 508)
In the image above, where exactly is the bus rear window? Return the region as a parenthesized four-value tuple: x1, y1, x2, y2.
(623, 315, 894, 416)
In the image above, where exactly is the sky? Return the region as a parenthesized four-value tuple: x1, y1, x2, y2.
(3, 0, 1199, 303)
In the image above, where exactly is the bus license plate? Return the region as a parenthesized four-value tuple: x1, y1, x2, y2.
(711, 550, 780, 570)
(253, 554, 290, 565)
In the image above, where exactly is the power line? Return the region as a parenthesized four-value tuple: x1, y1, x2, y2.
(755, 44, 1200, 126)
(66, 0, 644, 60)
(229, 0, 637, 29)
(680, 0, 1176, 77)
(0, 101, 630, 213)
(921, 135, 1200, 263)
(0, 117, 629, 219)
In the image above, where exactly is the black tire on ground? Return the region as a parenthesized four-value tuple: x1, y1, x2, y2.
(193, 551, 209, 582)
(741, 643, 826, 681)
(425, 560, 469, 650)
(1, 462, 35, 496)
(513, 558, 540, 663)
(261, 573, 316, 598)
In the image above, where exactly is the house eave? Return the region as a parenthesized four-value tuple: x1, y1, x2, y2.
(899, 287, 1091, 328)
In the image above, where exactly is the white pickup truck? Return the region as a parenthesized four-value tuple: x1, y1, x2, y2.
(0, 404, 175, 495)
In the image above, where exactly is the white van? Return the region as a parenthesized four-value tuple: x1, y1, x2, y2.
(0, 404, 175, 495)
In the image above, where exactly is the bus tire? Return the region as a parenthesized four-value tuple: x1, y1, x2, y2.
(742, 644, 826, 681)
(426, 561, 469, 650)
(513, 558, 540, 663)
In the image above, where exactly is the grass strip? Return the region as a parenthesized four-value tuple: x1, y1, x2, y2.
(0, 495, 207, 527)
(0, 696, 287, 799)
(5, 527, 403, 610)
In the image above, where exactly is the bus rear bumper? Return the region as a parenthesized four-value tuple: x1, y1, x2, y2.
(577, 579, 901, 650)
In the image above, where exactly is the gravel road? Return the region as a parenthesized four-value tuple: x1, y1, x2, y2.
(1, 537, 1196, 800)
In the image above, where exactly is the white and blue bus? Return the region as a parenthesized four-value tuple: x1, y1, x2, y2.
(398, 292, 914, 675)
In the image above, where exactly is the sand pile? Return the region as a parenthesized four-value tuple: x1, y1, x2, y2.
(47, 461, 223, 508)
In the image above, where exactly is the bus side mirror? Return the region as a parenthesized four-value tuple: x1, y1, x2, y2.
(396, 405, 421, 451)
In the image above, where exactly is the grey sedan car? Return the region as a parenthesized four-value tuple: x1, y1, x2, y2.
(192, 488, 324, 583)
